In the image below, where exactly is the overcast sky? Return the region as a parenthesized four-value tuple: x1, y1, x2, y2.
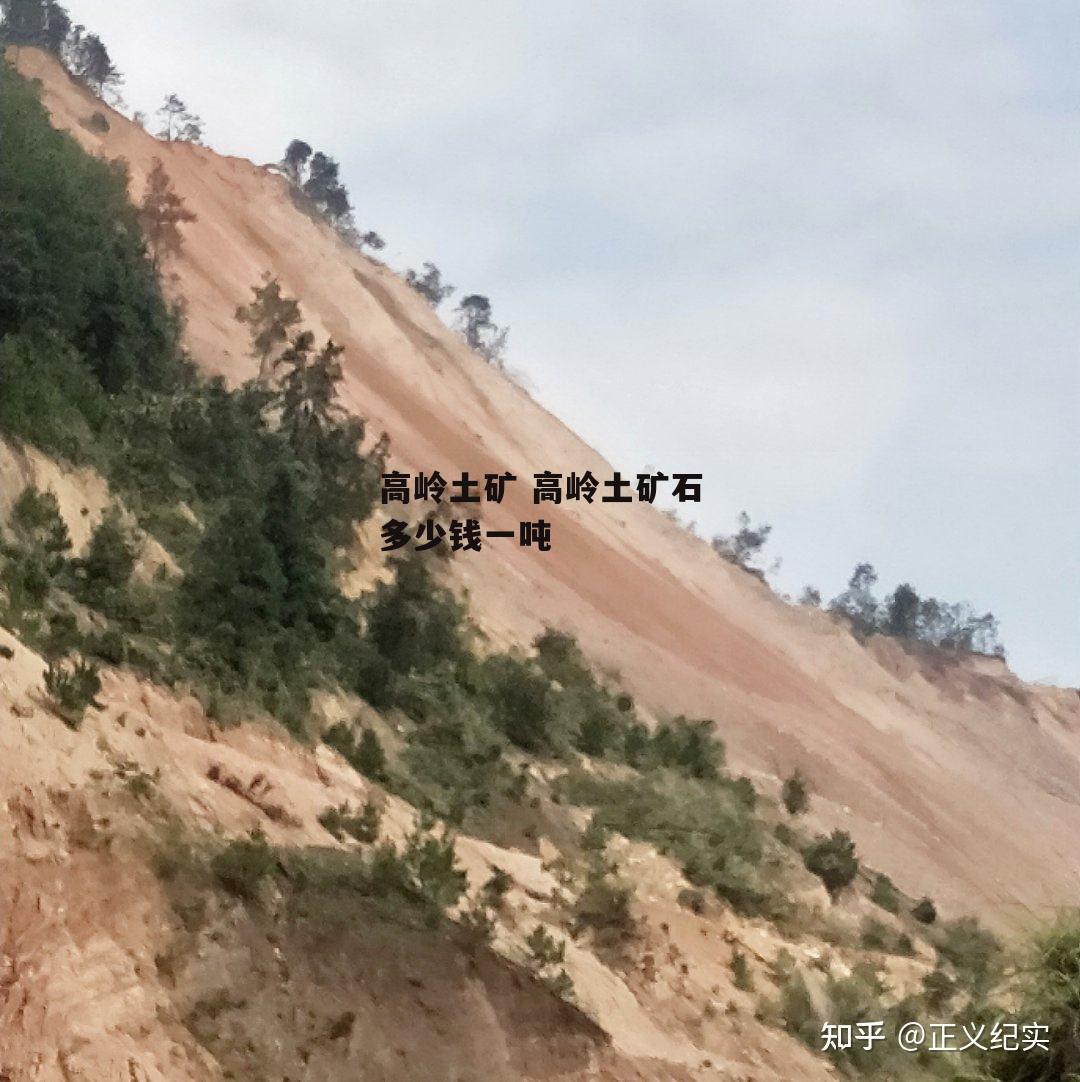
(70, 1, 1079, 684)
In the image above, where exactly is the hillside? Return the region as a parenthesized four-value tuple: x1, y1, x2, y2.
(1, 43, 1078, 1082)
(13, 46, 1080, 926)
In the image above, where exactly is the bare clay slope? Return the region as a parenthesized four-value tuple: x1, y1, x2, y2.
(18, 49, 1080, 928)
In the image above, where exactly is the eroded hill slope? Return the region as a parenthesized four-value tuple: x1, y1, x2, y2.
(12, 46, 1080, 934)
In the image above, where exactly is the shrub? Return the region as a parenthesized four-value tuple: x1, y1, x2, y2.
(80, 508, 137, 592)
(912, 896, 937, 925)
(730, 948, 754, 991)
(318, 800, 381, 844)
(482, 653, 556, 753)
(977, 916, 1080, 1082)
(572, 866, 635, 943)
(355, 728, 389, 782)
(936, 916, 1000, 992)
(43, 656, 101, 728)
(479, 867, 512, 911)
(525, 924, 574, 999)
(860, 917, 914, 956)
(323, 722, 389, 784)
(870, 872, 900, 914)
(361, 556, 469, 697)
(803, 830, 859, 899)
(560, 770, 770, 916)
(781, 769, 810, 816)
(211, 829, 277, 901)
(647, 716, 724, 779)
(401, 820, 467, 916)
(677, 888, 707, 915)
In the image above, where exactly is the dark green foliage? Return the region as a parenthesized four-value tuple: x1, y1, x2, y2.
(139, 159, 197, 273)
(560, 770, 769, 916)
(912, 896, 938, 925)
(730, 948, 754, 991)
(677, 888, 707, 915)
(935, 916, 1000, 992)
(525, 924, 574, 999)
(318, 800, 381, 844)
(482, 652, 556, 752)
(479, 867, 512, 911)
(404, 263, 454, 308)
(0, 487, 71, 624)
(803, 830, 859, 899)
(235, 274, 302, 382)
(322, 722, 389, 784)
(75, 508, 137, 614)
(645, 716, 724, 779)
(0, 63, 178, 396)
(860, 917, 914, 956)
(572, 864, 635, 943)
(454, 294, 508, 366)
(11, 485, 70, 559)
(710, 511, 772, 578)
(359, 556, 469, 705)
(0, 332, 107, 459)
(870, 872, 900, 914)
(829, 561, 1005, 657)
(781, 769, 810, 816)
(354, 729, 389, 782)
(178, 499, 287, 681)
(211, 829, 277, 901)
(977, 917, 1080, 1082)
(43, 656, 100, 728)
(401, 819, 468, 916)
(1, 0, 71, 53)
(393, 673, 511, 825)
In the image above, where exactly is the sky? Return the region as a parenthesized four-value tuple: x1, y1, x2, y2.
(68, 1, 1079, 684)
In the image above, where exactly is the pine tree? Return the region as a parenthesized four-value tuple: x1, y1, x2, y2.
(0, 0, 70, 53)
(138, 159, 197, 271)
(156, 94, 204, 143)
(67, 29, 120, 97)
(282, 139, 312, 185)
(179, 500, 286, 677)
(277, 333, 345, 455)
(235, 275, 302, 383)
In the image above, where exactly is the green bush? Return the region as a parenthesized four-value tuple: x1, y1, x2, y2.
(935, 916, 1000, 993)
(322, 722, 389, 783)
(560, 770, 770, 916)
(646, 716, 724, 779)
(361, 556, 469, 702)
(482, 652, 557, 753)
(978, 916, 1080, 1081)
(43, 656, 101, 728)
(0, 332, 106, 460)
(572, 865, 635, 943)
(0, 64, 179, 397)
(781, 769, 810, 816)
(211, 829, 277, 901)
(318, 800, 381, 844)
(803, 830, 859, 899)
(730, 948, 754, 991)
(860, 917, 914, 956)
(479, 867, 512, 911)
(870, 872, 900, 913)
(525, 923, 574, 999)
(80, 508, 137, 592)
(912, 896, 937, 925)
